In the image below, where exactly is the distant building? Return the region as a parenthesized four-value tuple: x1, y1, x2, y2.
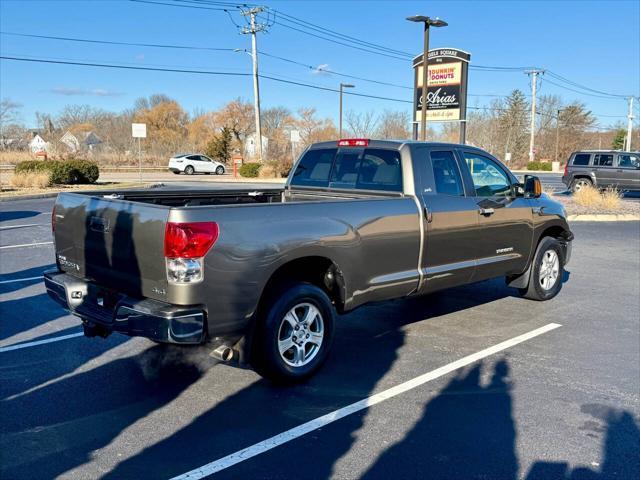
(60, 130, 103, 152)
(28, 133, 50, 153)
(244, 133, 268, 159)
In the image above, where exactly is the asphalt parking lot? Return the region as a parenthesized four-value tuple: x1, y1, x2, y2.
(1, 196, 639, 480)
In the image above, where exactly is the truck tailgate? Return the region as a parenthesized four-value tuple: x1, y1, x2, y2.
(53, 193, 170, 300)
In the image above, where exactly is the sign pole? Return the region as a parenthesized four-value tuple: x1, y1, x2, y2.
(131, 123, 147, 183)
(138, 137, 142, 183)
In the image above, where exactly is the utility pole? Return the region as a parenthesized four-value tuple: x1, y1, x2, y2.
(626, 97, 634, 151)
(554, 108, 564, 162)
(525, 69, 544, 161)
(240, 7, 268, 162)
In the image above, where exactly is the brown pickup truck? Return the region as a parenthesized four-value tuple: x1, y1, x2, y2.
(45, 139, 573, 382)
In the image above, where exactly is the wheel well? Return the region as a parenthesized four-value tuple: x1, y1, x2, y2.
(538, 225, 571, 244)
(259, 256, 344, 313)
(572, 175, 592, 182)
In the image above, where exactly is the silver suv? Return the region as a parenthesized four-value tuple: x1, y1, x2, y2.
(562, 150, 640, 192)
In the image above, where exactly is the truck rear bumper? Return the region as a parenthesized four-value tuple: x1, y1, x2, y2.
(44, 269, 206, 344)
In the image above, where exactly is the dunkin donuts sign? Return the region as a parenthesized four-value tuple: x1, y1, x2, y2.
(413, 48, 470, 122)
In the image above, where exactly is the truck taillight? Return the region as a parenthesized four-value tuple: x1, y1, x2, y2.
(563, 163, 568, 176)
(337, 138, 369, 147)
(164, 222, 219, 259)
(164, 222, 219, 284)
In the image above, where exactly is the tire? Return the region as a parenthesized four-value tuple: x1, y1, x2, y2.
(216, 166, 225, 175)
(519, 237, 565, 301)
(172, 171, 181, 175)
(252, 282, 335, 383)
(570, 177, 592, 193)
(184, 165, 195, 175)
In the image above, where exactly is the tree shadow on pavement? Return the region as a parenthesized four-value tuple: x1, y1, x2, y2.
(101, 279, 525, 480)
(361, 358, 518, 480)
(0, 264, 55, 294)
(0, 210, 42, 222)
(526, 405, 640, 480)
(0, 344, 210, 479)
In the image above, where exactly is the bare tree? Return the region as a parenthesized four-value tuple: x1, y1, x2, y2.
(345, 110, 377, 137)
(375, 110, 410, 139)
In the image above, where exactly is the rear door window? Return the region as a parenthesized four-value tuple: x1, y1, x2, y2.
(290, 148, 337, 187)
(572, 153, 591, 166)
(430, 151, 464, 196)
(594, 154, 614, 166)
(356, 149, 402, 192)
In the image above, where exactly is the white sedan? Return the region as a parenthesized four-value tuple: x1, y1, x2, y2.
(168, 154, 226, 175)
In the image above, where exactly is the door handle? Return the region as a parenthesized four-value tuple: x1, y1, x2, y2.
(479, 207, 495, 216)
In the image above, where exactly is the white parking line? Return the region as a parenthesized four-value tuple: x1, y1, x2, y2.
(0, 223, 49, 230)
(170, 323, 562, 480)
(0, 332, 84, 353)
(0, 275, 43, 285)
(0, 241, 53, 250)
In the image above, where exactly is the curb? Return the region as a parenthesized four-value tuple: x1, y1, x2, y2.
(568, 214, 640, 222)
(0, 192, 60, 202)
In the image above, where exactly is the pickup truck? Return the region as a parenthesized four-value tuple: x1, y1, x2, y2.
(45, 139, 573, 382)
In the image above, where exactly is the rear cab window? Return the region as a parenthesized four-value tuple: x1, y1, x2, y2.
(430, 151, 464, 196)
(594, 154, 614, 167)
(572, 153, 591, 166)
(290, 147, 402, 192)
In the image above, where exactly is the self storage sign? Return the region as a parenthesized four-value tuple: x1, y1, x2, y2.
(413, 48, 470, 122)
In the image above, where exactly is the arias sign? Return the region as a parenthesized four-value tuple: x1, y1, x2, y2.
(413, 48, 470, 122)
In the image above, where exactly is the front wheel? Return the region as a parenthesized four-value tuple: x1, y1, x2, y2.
(216, 166, 225, 175)
(519, 237, 565, 301)
(252, 283, 335, 383)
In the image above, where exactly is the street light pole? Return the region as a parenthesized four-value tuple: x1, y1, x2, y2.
(407, 15, 447, 142)
(339, 83, 354, 137)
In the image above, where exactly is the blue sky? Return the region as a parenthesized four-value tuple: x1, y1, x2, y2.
(1, 0, 638, 128)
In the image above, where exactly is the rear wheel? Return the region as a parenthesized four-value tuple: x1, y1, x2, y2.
(519, 237, 564, 301)
(252, 282, 335, 383)
(184, 165, 195, 175)
(216, 166, 225, 175)
(570, 177, 592, 193)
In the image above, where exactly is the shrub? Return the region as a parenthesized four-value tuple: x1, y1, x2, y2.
(10, 172, 52, 189)
(601, 187, 622, 210)
(574, 185, 603, 208)
(527, 161, 552, 171)
(239, 162, 261, 178)
(14, 159, 99, 184)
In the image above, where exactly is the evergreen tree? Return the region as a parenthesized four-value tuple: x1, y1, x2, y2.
(205, 127, 233, 163)
(498, 90, 530, 164)
(611, 129, 626, 149)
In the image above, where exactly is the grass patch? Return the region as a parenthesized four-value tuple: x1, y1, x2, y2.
(10, 172, 52, 189)
(574, 185, 622, 210)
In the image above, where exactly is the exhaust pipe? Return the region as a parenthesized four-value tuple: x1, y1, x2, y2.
(210, 345, 234, 362)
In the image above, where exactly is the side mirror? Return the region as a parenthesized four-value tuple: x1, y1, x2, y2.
(524, 175, 542, 198)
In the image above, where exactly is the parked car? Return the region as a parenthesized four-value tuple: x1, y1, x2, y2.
(168, 153, 226, 175)
(562, 150, 640, 192)
(45, 139, 572, 382)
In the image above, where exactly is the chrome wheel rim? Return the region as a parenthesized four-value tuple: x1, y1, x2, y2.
(574, 180, 589, 192)
(277, 303, 324, 367)
(539, 249, 560, 291)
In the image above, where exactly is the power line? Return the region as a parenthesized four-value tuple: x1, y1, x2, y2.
(545, 70, 629, 99)
(129, 0, 232, 11)
(541, 77, 622, 100)
(0, 31, 238, 52)
(0, 55, 630, 120)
